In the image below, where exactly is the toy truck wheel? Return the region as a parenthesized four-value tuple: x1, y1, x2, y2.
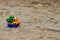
(13, 24, 18, 28)
(17, 24, 19, 27)
(7, 24, 13, 28)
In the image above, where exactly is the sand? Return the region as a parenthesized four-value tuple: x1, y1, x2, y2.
(0, 0, 60, 40)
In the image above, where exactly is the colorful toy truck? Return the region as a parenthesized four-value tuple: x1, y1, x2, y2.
(6, 16, 20, 28)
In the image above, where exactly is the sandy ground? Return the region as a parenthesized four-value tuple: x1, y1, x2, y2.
(0, 0, 60, 40)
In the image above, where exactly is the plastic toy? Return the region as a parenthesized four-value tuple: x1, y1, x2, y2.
(6, 16, 20, 28)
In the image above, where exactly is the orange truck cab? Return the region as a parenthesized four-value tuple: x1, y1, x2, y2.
(11, 17, 20, 25)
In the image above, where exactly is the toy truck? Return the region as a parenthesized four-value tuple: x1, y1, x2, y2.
(6, 16, 20, 28)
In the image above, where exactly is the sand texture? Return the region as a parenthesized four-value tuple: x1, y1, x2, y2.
(0, 0, 60, 40)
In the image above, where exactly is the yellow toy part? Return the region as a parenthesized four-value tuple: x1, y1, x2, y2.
(11, 17, 20, 24)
